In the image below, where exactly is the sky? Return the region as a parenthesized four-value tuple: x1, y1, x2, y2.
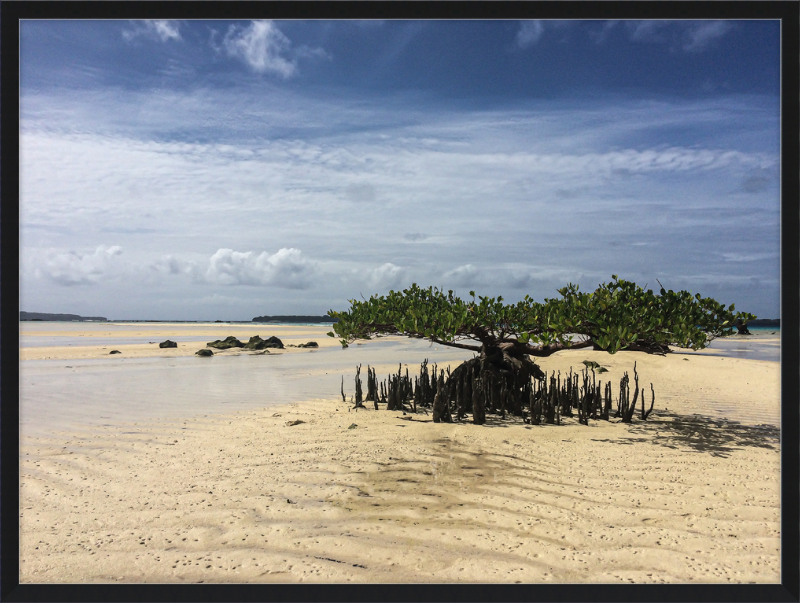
(19, 19, 781, 321)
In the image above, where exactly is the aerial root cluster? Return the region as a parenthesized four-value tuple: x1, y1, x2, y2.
(344, 358, 655, 426)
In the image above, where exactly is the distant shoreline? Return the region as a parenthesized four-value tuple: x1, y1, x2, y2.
(745, 318, 780, 327)
(20, 312, 108, 322)
(252, 315, 338, 324)
(19, 313, 778, 328)
(19, 316, 337, 324)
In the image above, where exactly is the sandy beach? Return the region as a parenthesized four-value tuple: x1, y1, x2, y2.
(18, 324, 781, 583)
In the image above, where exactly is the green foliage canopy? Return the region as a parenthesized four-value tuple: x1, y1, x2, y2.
(327, 276, 756, 357)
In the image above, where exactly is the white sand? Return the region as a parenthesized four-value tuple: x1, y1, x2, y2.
(19, 325, 781, 583)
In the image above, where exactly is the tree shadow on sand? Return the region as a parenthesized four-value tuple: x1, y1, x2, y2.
(396, 407, 779, 458)
(591, 410, 780, 458)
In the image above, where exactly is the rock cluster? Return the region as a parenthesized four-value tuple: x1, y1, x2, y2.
(197, 334, 285, 355)
(206, 336, 244, 349)
(159, 340, 178, 348)
(243, 335, 284, 350)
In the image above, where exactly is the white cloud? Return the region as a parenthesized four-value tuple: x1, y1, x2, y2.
(516, 21, 545, 48)
(122, 20, 182, 43)
(204, 248, 316, 289)
(367, 263, 406, 290)
(37, 245, 122, 286)
(150, 254, 195, 276)
(223, 20, 296, 77)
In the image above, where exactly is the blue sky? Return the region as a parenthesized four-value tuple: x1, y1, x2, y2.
(19, 19, 781, 320)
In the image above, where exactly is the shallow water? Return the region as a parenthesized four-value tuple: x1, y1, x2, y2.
(19, 339, 474, 439)
(18, 322, 780, 438)
(18, 335, 218, 348)
(671, 331, 780, 363)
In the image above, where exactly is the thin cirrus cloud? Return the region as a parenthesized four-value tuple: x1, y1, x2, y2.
(516, 21, 545, 48)
(624, 20, 734, 52)
(519, 20, 734, 52)
(19, 92, 777, 287)
(682, 21, 734, 52)
(718, 252, 779, 263)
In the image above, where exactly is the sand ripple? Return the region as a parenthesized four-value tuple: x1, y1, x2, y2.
(20, 398, 780, 583)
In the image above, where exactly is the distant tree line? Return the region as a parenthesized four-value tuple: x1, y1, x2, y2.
(20, 312, 107, 322)
(252, 315, 338, 323)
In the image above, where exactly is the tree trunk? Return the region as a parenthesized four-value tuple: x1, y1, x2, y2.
(432, 373, 451, 423)
(472, 374, 485, 425)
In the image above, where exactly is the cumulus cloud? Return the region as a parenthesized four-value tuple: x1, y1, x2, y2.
(122, 20, 182, 43)
(38, 245, 122, 286)
(516, 21, 545, 48)
(367, 263, 406, 290)
(204, 248, 316, 289)
(150, 254, 195, 276)
(223, 20, 297, 77)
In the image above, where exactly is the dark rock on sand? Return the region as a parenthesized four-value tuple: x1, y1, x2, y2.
(297, 341, 319, 348)
(242, 335, 271, 350)
(261, 335, 284, 349)
(206, 336, 244, 349)
(109, 350, 121, 354)
(241, 335, 284, 350)
(196, 349, 214, 356)
(159, 340, 178, 348)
